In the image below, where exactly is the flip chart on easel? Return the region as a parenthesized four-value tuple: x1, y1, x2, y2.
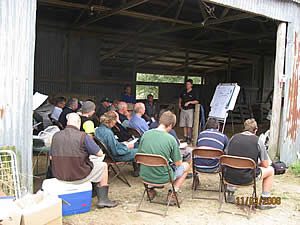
(209, 83, 240, 119)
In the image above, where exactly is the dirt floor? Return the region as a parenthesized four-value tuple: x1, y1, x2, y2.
(52, 164, 300, 225)
(32, 122, 299, 225)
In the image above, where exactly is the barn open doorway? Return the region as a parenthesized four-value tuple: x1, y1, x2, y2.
(35, 0, 282, 140)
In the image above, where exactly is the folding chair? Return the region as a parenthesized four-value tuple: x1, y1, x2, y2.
(127, 127, 142, 138)
(48, 114, 63, 130)
(111, 125, 120, 134)
(94, 137, 131, 187)
(218, 155, 257, 219)
(135, 153, 180, 217)
(192, 147, 224, 200)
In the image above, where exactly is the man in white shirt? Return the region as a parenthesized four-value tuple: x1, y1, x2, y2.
(51, 97, 66, 121)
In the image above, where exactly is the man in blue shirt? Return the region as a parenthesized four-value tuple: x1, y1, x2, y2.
(121, 85, 136, 104)
(195, 118, 228, 172)
(129, 103, 149, 135)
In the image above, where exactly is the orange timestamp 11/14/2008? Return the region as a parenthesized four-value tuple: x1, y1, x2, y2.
(236, 196, 281, 206)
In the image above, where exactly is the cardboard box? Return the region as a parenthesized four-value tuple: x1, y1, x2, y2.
(15, 191, 62, 225)
(0, 197, 22, 225)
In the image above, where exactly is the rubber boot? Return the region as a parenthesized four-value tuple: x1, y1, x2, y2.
(96, 185, 118, 208)
(132, 162, 139, 177)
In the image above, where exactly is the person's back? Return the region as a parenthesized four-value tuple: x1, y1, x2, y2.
(195, 118, 228, 172)
(51, 125, 92, 181)
(138, 111, 190, 204)
(139, 129, 181, 184)
(51, 113, 118, 208)
(58, 98, 78, 128)
(224, 119, 275, 210)
(129, 103, 149, 134)
(225, 132, 260, 185)
(51, 97, 66, 121)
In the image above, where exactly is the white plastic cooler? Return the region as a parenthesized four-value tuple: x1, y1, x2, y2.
(42, 178, 92, 216)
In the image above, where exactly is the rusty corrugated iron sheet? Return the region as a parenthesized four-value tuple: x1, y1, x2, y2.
(208, 0, 299, 22)
(286, 32, 300, 141)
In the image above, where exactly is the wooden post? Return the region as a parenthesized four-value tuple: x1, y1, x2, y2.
(192, 104, 200, 147)
(269, 23, 286, 160)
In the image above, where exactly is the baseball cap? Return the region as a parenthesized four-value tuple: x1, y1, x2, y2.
(101, 97, 112, 103)
(83, 120, 95, 134)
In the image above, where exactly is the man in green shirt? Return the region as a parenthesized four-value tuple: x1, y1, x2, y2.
(138, 111, 190, 205)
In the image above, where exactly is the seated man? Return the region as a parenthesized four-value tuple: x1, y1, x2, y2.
(144, 94, 158, 123)
(95, 111, 139, 177)
(117, 101, 130, 125)
(121, 85, 136, 104)
(138, 111, 190, 204)
(50, 96, 66, 121)
(110, 100, 119, 111)
(129, 103, 149, 135)
(195, 118, 228, 172)
(225, 118, 275, 209)
(111, 111, 132, 142)
(149, 109, 179, 145)
(58, 98, 79, 128)
(80, 101, 100, 136)
(96, 97, 111, 118)
(50, 113, 117, 208)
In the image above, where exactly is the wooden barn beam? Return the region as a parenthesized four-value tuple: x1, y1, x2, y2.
(38, 1, 256, 37)
(220, 8, 230, 18)
(98, 0, 179, 61)
(136, 49, 180, 68)
(38, 0, 191, 25)
(198, 0, 208, 20)
(77, 0, 151, 27)
(172, 54, 217, 71)
(268, 22, 286, 160)
(203, 59, 252, 73)
(72, 0, 94, 26)
(39, 21, 262, 62)
(142, 13, 256, 37)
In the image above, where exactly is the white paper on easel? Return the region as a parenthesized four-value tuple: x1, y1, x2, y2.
(209, 83, 240, 119)
(209, 107, 227, 119)
(33, 92, 48, 111)
(227, 85, 240, 111)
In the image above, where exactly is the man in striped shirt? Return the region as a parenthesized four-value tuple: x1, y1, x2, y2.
(195, 118, 228, 172)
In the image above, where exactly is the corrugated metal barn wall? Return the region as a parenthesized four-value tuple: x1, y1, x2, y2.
(209, 0, 300, 165)
(34, 28, 133, 101)
(279, 22, 300, 165)
(0, 0, 36, 192)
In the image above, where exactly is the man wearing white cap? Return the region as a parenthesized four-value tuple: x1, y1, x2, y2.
(50, 113, 118, 208)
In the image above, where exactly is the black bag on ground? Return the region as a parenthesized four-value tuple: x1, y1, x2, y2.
(271, 161, 286, 175)
(46, 161, 55, 179)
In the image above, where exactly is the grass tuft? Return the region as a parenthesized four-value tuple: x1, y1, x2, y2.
(290, 162, 300, 176)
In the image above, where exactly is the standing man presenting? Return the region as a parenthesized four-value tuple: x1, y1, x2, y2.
(178, 79, 199, 144)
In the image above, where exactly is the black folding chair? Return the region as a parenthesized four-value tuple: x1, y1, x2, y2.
(135, 153, 180, 217)
(94, 137, 131, 187)
(192, 147, 224, 200)
(127, 127, 142, 138)
(218, 155, 257, 219)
